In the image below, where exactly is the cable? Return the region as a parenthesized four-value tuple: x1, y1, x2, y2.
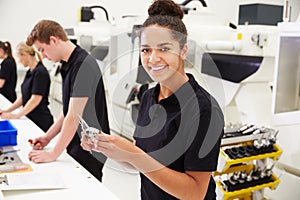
(180, 0, 207, 7)
(90, 6, 109, 21)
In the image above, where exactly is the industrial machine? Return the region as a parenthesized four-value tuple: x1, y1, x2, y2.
(272, 21, 300, 126)
(183, 1, 284, 127)
(262, 19, 300, 200)
(75, 5, 112, 53)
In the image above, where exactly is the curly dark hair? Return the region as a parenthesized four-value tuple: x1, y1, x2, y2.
(142, 0, 187, 49)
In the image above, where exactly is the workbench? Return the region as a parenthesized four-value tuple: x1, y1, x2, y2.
(0, 94, 119, 200)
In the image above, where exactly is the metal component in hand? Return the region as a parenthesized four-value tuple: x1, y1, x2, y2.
(78, 115, 100, 140)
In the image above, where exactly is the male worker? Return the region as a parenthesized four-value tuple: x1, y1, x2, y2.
(27, 19, 110, 182)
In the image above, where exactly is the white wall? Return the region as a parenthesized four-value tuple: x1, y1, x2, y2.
(0, 0, 151, 49)
(0, 0, 299, 51)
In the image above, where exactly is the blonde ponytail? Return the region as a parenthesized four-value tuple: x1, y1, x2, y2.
(35, 51, 43, 63)
(16, 42, 43, 64)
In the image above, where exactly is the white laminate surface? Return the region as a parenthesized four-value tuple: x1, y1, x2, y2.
(0, 95, 119, 200)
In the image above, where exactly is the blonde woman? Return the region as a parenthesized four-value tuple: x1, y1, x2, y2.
(0, 42, 53, 132)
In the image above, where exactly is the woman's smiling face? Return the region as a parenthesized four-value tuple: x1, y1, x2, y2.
(140, 25, 187, 84)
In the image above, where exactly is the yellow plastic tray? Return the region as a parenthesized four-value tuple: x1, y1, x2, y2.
(219, 144, 282, 172)
(216, 174, 280, 200)
(214, 164, 255, 176)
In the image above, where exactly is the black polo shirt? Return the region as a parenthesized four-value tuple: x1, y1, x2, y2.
(0, 57, 17, 102)
(134, 73, 224, 200)
(21, 62, 53, 132)
(59, 46, 110, 181)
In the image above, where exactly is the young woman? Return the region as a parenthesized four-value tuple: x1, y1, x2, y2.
(81, 0, 224, 199)
(0, 41, 17, 102)
(0, 42, 53, 132)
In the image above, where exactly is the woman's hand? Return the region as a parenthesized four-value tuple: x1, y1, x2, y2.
(80, 134, 94, 152)
(0, 109, 5, 115)
(81, 133, 142, 163)
(0, 112, 19, 119)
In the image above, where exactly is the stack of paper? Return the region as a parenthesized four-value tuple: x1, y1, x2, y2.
(0, 172, 66, 190)
(0, 190, 4, 200)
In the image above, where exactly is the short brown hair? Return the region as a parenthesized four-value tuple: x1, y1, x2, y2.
(26, 20, 68, 46)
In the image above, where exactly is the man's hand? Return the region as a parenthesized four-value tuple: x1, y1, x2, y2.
(30, 136, 50, 150)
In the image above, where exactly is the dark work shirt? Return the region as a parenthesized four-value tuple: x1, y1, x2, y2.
(60, 45, 110, 134)
(134, 73, 224, 200)
(0, 57, 17, 102)
(59, 46, 110, 180)
(21, 62, 53, 132)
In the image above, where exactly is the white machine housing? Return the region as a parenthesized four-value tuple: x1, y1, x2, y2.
(272, 21, 300, 125)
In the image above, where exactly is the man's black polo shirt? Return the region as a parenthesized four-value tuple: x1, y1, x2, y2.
(21, 62, 53, 132)
(59, 46, 110, 178)
(134, 73, 224, 200)
(59, 46, 109, 134)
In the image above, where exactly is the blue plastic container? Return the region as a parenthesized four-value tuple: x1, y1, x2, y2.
(0, 120, 18, 147)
